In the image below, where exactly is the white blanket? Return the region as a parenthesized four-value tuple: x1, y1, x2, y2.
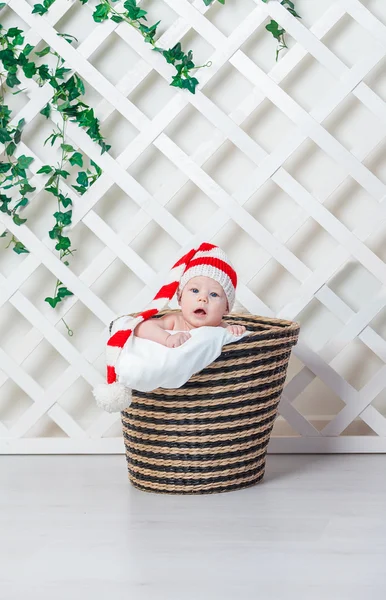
(115, 323, 250, 392)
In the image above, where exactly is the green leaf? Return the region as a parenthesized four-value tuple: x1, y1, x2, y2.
(0, 128, 12, 143)
(7, 27, 23, 38)
(139, 20, 160, 41)
(184, 76, 199, 94)
(162, 42, 184, 64)
(60, 143, 75, 153)
(76, 171, 88, 187)
(0, 102, 12, 121)
(0, 192, 12, 208)
(44, 295, 59, 308)
(74, 75, 85, 95)
(40, 103, 51, 119)
(39, 65, 51, 80)
(23, 43, 34, 56)
(45, 186, 60, 197)
(17, 155, 34, 169)
(12, 33, 25, 47)
(48, 224, 61, 239)
(5, 142, 16, 156)
(37, 64, 50, 81)
(57, 286, 74, 298)
(35, 45, 50, 57)
(123, 0, 147, 20)
(32, 4, 47, 15)
(14, 128, 22, 144)
(55, 236, 71, 251)
(13, 241, 29, 254)
(55, 67, 71, 79)
(90, 159, 102, 176)
(111, 15, 123, 23)
(170, 74, 184, 89)
(92, 4, 110, 23)
(14, 197, 29, 210)
(55, 169, 70, 178)
(49, 133, 59, 146)
(43, 133, 53, 146)
(281, 0, 294, 8)
(12, 165, 26, 178)
(54, 210, 72, 226)
(265, 20, 285, 40)
(0, 162, 12, 173)
(69, 152, 83, 167)
(45, 175, 56, 187)
(57, 101, 71, 112)
(61, 196, 72, 208)
(286, 6, 301, 18)
(12, 214, 27, 226)
(22, 61, 37, 78)
(57, 32, 79, 44)
(20, 183, 36, 195)
(71, 184, 87, 195)
(99, 141, 111, 154)
(37, 165, 53, 174)
(5, 72, 21, 88)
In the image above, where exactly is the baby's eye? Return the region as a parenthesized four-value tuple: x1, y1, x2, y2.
(191, 288, 199, 293)
(210, 292, 219, 298)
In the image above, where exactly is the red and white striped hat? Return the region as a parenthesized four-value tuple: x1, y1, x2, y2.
(92, 242, 237, 413)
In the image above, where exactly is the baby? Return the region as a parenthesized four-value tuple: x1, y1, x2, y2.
(93, 242, 246, 412)
(135, 275, 245, 347)
(135, 244, 246, 347)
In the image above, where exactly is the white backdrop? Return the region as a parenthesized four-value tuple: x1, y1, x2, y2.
(1, 0, 386, 453)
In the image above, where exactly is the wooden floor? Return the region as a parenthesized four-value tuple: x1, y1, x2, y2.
(1, 454, 386, 599)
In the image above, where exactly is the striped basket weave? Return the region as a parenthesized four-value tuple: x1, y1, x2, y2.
(121, 312, 300, 495)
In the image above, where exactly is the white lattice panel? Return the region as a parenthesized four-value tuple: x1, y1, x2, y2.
(1, 0, 386, 453)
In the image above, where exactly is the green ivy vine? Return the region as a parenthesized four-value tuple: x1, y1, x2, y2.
(31, 0, 301, 94)
(204, 0, 301, 62)
(262, 0, 301, 61)
(33, 0, 212, 94)
(0, 18, 110, 336)
(1, 0, 302, 337)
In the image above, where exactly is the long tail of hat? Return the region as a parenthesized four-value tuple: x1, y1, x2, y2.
(92, 242, 218, 412)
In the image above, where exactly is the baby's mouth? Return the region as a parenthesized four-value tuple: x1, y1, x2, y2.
(194, 308, 206, 316)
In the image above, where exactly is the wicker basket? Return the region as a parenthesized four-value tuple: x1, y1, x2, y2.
(121, 312, 300, 495)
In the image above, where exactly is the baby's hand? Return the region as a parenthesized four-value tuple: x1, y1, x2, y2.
(166, 332, 191, 348)
(226, 324, 246, 336)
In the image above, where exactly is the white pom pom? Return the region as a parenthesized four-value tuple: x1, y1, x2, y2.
(92, 382, 132, 413)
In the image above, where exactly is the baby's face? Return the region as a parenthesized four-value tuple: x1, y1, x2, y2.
(179, 276, 228, 328)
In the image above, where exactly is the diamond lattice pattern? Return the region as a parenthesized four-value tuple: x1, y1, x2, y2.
(1, 0, 386, 452)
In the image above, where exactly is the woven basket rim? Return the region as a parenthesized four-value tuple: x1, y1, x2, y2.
(221, 311, 299, 331)
(117, 309, 300, 336)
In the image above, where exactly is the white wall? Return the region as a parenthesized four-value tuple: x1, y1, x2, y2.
(1, 0, 386, 452)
